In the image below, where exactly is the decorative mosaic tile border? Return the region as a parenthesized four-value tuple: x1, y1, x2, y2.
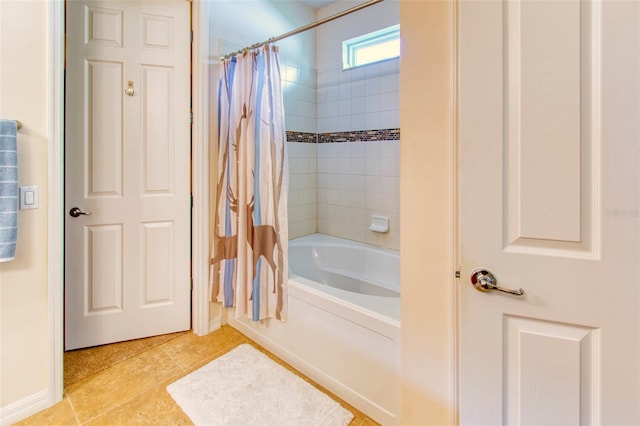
(319, 128, 400, 143)
(286, 131, 317, 143)
(286, 128, 400, 144)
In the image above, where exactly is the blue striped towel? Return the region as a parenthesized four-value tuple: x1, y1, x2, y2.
(0, 119, 18, 262)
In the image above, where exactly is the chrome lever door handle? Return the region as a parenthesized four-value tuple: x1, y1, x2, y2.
(470, 269, 525, 296)
(69, 207, 92, 217)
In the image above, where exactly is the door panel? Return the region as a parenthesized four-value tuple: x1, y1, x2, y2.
(87, 60, 124, 197)
(142, 65, 174, 193)
(142, 221, 175, 305)
(503, 316, 599, 425)
(503, 0, 599, 256)
(86, 224, 123, 314)
(65, 0, 191, 350)
(508, 0, 582, 242)
(459, 0, 639, 424)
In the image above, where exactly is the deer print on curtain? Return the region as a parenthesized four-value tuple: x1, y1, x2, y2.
(211, 45, 289, 321)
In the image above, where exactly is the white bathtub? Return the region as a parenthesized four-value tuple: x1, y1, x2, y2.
(228, 234, 401, 425)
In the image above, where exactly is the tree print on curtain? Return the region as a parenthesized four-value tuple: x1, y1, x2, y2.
(211, 45, 289, 321)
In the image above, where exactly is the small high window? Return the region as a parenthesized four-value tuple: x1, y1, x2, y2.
(342, 25, 400, 70)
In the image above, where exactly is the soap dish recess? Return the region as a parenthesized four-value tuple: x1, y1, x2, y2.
(369, 215, 389, 233)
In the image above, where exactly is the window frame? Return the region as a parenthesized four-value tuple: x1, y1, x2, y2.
(342, 24, 400, 70)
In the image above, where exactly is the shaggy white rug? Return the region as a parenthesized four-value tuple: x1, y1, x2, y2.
(167, 344, 354, 426)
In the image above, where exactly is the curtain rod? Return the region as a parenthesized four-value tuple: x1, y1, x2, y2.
(220, 0, 384, 60)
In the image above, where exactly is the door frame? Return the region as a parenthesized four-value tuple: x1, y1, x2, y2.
(47, 0, 211, 405)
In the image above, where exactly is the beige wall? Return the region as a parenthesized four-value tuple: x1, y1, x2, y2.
(0, 0, 51, 410)
(400, 0, 455, 424)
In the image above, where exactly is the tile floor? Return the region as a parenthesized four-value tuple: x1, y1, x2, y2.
(16, 325, 379, 426)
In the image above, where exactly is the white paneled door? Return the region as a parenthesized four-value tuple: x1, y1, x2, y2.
(459, 1, 639, 424)
(65, 0, 191, 350)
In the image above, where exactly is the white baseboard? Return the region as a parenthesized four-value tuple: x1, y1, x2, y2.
(209, 316, 222, 332)
(0, 390, 49, 426)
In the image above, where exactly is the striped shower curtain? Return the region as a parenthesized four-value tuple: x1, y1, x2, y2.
(211, 45, 289, 321)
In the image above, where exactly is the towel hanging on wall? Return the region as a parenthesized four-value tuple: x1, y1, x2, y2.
(0, 119, 18, 262)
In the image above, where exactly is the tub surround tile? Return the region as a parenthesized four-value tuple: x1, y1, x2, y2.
(287, 130, 401, 250)
(288, 140, 319, 240)
(286, 60, 399, 241)
(283, 56, 398, 143)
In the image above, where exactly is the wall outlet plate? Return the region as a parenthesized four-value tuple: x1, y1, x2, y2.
(19, 186, 39, 210)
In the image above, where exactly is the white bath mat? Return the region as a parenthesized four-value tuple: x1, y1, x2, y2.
(167, 343, 354, 426)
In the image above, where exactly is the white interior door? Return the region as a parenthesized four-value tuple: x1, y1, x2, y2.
(65, 0, 191, 350)
(459, 1, 639, 424)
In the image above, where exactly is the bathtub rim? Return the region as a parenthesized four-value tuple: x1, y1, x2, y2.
(289, 232, 400, 261)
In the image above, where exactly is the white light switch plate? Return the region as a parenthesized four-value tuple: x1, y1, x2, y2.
(20, 186, 39, 210)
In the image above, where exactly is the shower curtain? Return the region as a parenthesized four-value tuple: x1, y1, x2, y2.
(211, 45, 289, 321)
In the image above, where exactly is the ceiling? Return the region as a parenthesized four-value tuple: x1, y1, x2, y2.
(297, 0, 336, 10)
